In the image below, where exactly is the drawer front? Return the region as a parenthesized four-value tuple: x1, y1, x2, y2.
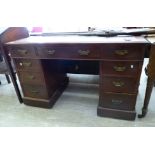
(101, 44, 145, 60)
(22, 84, 49, 99)
(100, 61, 143, 76)
(14, 59, 42, 71)
(18, 71, 45, 85)
(99, 92, 137, 111)
(36, 44, 100, 60)
(100, 76, 138, 93)
(9, 45, 36, 58)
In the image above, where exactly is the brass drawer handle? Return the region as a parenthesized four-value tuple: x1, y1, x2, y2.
(47, 50, 55, 55)
(17, 49, 28, 54)
(113, 66, 126, 72)
(115, 50, 128, 56)
(30, 90, 39, 94)
(78, 50, 90, 56)
(112, 99, 122, 105)
(19, 62, 32, 67)
(113, 81, 124, 87)
(27, 75, 35, 80)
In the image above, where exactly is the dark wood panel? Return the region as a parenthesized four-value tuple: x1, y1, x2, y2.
(41, 59, 99, 74)
(18, 71, 45, 85)
(99, 92, 137, 110)
(41, 60, 68, 92)
(101, 44, 146, 60)
(64, 60, 99, 74)
(22, 84, 49, 99)
(13, 58, 42, 71)
(8, 45, 37, 58)
(97, 106, 136, 120)
(100, 60, 143, 77)
(23, 97, 54, 108)
(100, 76, 139, 93)
(21, 75, 68, 100)
(36, 44, 100, 60)
(23, 76, 69, 108)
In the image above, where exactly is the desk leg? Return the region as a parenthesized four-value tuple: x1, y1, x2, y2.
(138, 78, 154, 118)
(1, 46, 23, 103)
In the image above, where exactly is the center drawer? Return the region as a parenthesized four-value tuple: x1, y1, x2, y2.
(36, 44, 100, 60)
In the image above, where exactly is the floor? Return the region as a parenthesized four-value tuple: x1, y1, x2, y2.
(0, 59, 155, 127)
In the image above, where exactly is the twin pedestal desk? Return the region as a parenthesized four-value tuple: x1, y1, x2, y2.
(5, 36, 149, 120)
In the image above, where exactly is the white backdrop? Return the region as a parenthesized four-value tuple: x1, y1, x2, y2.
(0, 0, 154, 27)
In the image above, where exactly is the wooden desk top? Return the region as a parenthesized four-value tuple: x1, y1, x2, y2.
(146, 36, 155, 44)
(6, 36, 148, 45)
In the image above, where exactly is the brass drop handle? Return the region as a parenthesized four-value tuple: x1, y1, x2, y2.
(112, 99, 122, 105)
(115, 50, 128, 56)
(78, 50, 90, 56)
(31, 90, 39, 94)
(19, 62, 32, 67)
(27, 75, 35, 80)
(113, 66, 126, 72)
(47, 50, 55, 55)
(17, 49, 28, 54)
(113, 81, 124, 87)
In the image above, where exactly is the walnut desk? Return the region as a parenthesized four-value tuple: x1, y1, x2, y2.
(5, 36, 149, 120)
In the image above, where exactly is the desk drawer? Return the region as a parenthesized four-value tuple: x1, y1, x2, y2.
(22, 84, 49, 99)
(9, 45, 36, 58)
(101, 44, 145, 60)
(36, 44, 100, 60)
(99, 92, 137, 111)
(100, 76, 138, 93)
(100, 61, 143, 76)
(18, 71, 45, 85)
(14, 59, 42, 71)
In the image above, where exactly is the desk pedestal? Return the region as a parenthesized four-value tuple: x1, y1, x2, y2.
(6, 40, 148, 121)
(97, 106, 136, 120)
(23, 77, 69, 108)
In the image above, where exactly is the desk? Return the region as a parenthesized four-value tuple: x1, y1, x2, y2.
(5, 35, 149, 120)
